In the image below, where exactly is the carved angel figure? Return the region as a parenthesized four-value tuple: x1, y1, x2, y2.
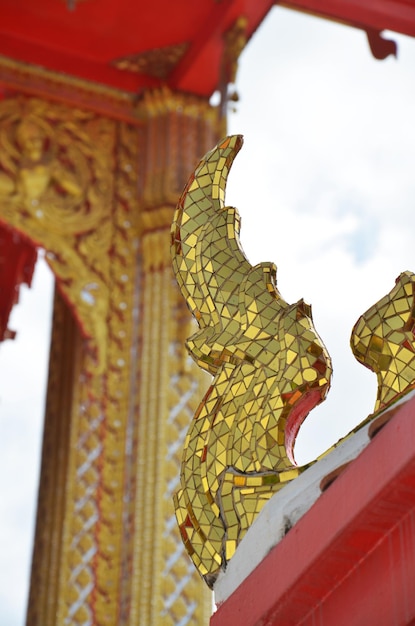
(0, 102, 111, 236)
(0, 98, 116, 373)
(0, 115, 83, 208)
(171, 136, 332, 585)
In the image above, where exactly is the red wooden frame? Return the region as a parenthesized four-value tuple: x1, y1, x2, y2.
(212, 395, 415, 626)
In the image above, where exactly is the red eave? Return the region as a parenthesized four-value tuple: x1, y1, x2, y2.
(280, 0, 415, 37)
(211, 395, 415, 626)
(0, 1, 414, 99)
(0, 0, 275, 97)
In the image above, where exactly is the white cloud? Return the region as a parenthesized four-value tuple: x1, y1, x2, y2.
(227, 7, 415, 462)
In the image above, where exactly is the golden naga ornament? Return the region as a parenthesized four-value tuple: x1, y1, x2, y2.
(351, 271, 415, 413)
(171, 135, 332, 586)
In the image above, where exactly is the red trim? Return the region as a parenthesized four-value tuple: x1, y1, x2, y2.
(0, 0, 275, 97)
(1, 1, 414, 97)
(212, 395, 415, 625)
(0, 224, 37, 341)
(281, 0, 415, 37)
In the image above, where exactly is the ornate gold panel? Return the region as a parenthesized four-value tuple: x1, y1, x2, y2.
(0, 96, 115, 372)
(0, 90, 219, 625)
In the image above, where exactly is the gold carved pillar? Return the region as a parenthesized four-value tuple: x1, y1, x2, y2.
(0, 89, 218, 624)
(129, 90, 218, 625)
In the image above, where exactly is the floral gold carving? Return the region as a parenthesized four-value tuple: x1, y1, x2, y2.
(0, 96, 115, 371)
(20, 89, 217, 624)
(0, 54, 144, 123)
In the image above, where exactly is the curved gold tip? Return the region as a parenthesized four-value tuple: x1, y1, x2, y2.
(171, 135, 245, 331)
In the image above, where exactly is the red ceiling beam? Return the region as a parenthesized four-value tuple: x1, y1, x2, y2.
(279, 0, 415, 37)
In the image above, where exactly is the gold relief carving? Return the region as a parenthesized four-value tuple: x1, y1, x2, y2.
(351, 271, 415, 413)
(142, 228, 171, 272)
(59, 351, 104, 625)
(27, 119, 141, 626)
(93, 121, 140, 625)
(140, 87, 217, 119)
(0, 96, 116, 372)
(23, 93, 216, 624)
(128, 103, 219, 621)
(113, 43, 189, 79)
(140, 205, 174, 232)
(0, 55, 142, 123)
(171, 136, 332, 584)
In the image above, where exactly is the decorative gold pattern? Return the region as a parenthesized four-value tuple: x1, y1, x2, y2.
(113, 43, 189, 79)
(128, 88, 219, 623)
(171, 135, 332, 584)
(0, 55, 142, 123)
(0, 96, 115, 372)
(19, 90, 217, 625)
(27, 118, 141, 626)
(162, 295, 211, 625)
(351, 271, 415, 413)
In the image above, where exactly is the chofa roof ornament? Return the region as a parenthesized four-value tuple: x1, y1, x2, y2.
(351, 270, 415, 413)
(171, 135, 332, 585)
(171, 135, 415, 587)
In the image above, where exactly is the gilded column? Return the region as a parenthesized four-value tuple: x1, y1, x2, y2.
(0, 89, 218, 624)
(129, 89, 218, 625)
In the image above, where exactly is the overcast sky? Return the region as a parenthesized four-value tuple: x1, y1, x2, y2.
(1, 6, 415, 624)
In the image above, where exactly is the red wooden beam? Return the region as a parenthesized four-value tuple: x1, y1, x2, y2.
(279, 0, 415, 37)
(0, 1, 414, 99)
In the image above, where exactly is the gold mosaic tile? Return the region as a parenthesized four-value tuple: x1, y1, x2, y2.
(171, 136, 332, 586)
(351, 271, 415, 412)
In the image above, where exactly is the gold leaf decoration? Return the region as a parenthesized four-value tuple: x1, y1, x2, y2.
(112, 43, 189, 79)
(351, 271, 415, 412)
(0, 96, 115, 372)
(171, 135, 332, 585)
